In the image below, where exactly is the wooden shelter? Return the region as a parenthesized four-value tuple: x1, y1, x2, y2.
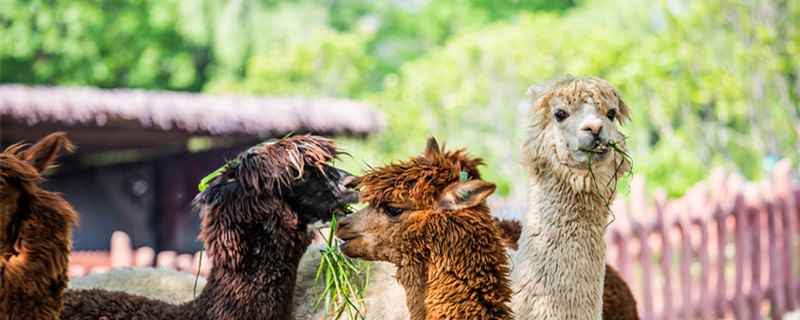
(0, 84, 385, 252)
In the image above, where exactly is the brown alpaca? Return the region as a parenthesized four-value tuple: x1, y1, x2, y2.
(603, 265, 639, 320)
(0, 133, 78, 320)
(337, 138, 513, 320)
(493, 218, 639, 320)
(61, 135, 358, 320)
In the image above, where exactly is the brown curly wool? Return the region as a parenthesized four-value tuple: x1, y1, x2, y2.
(344, 138, 513, 320)
(357, 146, 483, 210)
(0, 132, 78, 320)
(61, 134, 349, 320)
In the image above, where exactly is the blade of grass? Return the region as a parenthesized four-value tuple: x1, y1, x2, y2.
(314, 212, 369, 319)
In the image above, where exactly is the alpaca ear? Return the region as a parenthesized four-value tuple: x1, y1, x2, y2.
(437, 180, 496, 211)
(23, 132, 75, 173)
(424, 137, 441, 159)
(614, 92, 631, 124)
(526, 83, 551, 101)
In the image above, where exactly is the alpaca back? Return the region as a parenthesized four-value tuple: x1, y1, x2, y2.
(69, 268, 206, 305)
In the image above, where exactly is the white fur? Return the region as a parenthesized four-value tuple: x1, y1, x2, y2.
(512, 77, 630, 319)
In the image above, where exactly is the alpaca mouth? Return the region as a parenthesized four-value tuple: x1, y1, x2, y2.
(579, 143, 611, 162)
(335, 227, 362, 243)
(580, 148, 609, 160)
(337, 234, 360, 243)
(337, 235, 361, 254)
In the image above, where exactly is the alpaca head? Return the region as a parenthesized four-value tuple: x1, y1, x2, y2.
(336, 137, 496, 264)
(0, 132, 75, 261)
(194, 135, 358, 267)
(524, 76, 631, 192)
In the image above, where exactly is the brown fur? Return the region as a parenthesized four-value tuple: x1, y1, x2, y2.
(338, 138, 513, 320)
(61, 135, 357, 320)
(492, 218, 522, 251)
(0, 133, 79, 320)
(603, 265, 639, 320)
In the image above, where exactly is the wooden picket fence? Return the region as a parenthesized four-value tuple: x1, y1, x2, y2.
(607, 160, 800, 319)
(69, 161, 800, 320)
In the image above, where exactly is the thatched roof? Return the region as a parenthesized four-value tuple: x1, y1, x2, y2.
(0, 85, 385, 137)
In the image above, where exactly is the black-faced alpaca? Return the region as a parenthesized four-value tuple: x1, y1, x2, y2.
(337, 138, 513, 320)
(0, 133, 78, 320)
(61, 135, 358, 320)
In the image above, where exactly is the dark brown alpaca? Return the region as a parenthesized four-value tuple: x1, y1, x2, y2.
(62, 135, 358, 320)
(603, 265, 639, 320)
(337, 138, 513, 320)
(0, 133, 78, 320)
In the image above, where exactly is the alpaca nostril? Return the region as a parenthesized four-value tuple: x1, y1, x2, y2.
(582, 125, 603, 136)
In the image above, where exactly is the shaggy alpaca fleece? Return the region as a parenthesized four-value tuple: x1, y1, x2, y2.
(71, 218, 521, 320)
(338, 138, 513, 320)
(0, 133, 78, 320)
(61, 135, 356, 320)
(73, 224, 639, 320)
(513, 76, 634, 320)
(69, 268, 207, 305)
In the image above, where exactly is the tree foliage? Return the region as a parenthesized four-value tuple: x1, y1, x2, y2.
(0, 0, 210, 90)
(1, 0, 797, 197)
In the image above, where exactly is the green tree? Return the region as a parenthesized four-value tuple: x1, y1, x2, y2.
(0, 0, 210, 90)
(340, 0, 799, 197)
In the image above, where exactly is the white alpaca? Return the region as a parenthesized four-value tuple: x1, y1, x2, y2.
(512, 76, 632, 319)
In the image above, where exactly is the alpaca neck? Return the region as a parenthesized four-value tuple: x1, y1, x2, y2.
(399, 254, 513, 320)
(1, 193, 76, 318)
(398, 211, 513, 320)
(188, 219, 310, 320)
(513, 172, 611, 319)
(396, 263, 428, 320)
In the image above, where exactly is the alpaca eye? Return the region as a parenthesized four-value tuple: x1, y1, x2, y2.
(607, 109, 617, 121)
(554, 109, 569, 122)
(385, 207, 405, 217)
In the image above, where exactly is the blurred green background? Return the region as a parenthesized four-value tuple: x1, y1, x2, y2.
(1, 0, 798, 198)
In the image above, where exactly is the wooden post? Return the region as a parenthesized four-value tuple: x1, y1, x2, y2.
(694, 215, 714, 319)
(766, 184, 786, 318)
(774, 161, 797, 311)
(676, 203, 693, 318)
(655, 193, 674, 320)
(636, 219, 655, 320)
(748, 201, 764, 320)
(714, 203, 729, 318)
(732, 193, 749, 319)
